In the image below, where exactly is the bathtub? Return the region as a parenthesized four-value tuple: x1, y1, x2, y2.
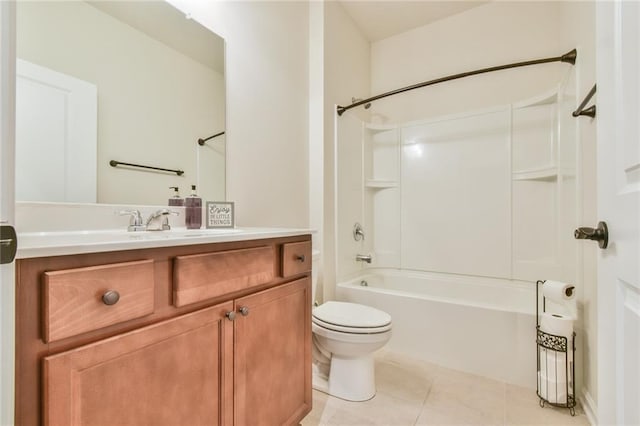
(336, 269, 538, 388)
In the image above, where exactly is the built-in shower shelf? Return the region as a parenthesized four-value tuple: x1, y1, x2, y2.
(512, 87, 559, 109)
(512, 166, 559, 181)
(365, 179, 398, 189)
(366, 123, 398, 145)
(365, 122, 397, 132)
(512, 165, 576, 181)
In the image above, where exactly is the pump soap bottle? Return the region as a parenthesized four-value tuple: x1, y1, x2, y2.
(168, 186, 184, 206)
(185, 184, 202, 229)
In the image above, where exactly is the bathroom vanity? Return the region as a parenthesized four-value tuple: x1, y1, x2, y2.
(14, 230, 312, 426)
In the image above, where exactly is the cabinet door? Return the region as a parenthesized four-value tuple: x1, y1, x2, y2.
(43, 303, 234, 426)
(234, 278, 311, 426)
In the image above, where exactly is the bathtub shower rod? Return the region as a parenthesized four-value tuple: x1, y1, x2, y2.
(198, 131, 225, 146)
(572, 84, 596, 118)
(336, 49, 577, 116)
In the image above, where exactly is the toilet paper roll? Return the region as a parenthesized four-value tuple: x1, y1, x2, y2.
(540, 312, 574, 342)
(539, 347, 571, 382)
(543, 280, 576, 304)
(538, 372, 568, 404)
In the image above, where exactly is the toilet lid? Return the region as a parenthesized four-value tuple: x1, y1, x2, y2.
(312, 301, 391, 329)
(312, 316, 392, 334)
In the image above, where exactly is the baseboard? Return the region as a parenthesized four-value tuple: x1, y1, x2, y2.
(580, 390, 598, 426)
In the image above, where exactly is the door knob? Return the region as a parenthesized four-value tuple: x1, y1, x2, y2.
(238, 306, 250, 316)
(574, 221, 608, 249)
(226, 311, 236, 321)
(0, 224, 17, 264)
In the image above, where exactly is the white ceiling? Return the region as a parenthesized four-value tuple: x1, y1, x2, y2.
(338, 1, 489, 42)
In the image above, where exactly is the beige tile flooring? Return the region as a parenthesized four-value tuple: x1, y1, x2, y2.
(302, 351, 590, 426)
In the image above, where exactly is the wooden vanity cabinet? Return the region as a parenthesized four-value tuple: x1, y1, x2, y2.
(15, 235, 312, 426)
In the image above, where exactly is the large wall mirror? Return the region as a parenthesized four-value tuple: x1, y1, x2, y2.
(16, 0, 225, 206)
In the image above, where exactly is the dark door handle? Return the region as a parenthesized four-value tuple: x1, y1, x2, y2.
(574, 221, 608, 249)
(0, 224, 17, 264)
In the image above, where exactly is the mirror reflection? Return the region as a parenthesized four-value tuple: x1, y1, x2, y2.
(16, 0, 226, 206)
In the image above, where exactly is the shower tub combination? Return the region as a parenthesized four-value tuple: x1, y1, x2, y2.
(336, 269, 537, 389)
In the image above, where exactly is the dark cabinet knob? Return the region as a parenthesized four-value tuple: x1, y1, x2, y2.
(295, 254, 306, 262)
(102, 290, 120, 306)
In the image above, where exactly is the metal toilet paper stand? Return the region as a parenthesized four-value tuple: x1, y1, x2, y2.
(535, 280, 577, 416)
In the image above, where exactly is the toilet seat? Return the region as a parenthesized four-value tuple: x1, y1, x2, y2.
(312, 316, 391, 334)
(312, 301, 392, 334)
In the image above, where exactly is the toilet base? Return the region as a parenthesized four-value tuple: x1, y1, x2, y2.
(327, 353, 375, 402)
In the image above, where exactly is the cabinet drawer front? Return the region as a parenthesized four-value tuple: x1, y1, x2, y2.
(174, 246, 275, 307)
(281, 241, 312, 278)
(43, 260, 155, 343)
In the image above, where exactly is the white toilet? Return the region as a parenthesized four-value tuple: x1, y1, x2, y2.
(311, 252, 392, 401)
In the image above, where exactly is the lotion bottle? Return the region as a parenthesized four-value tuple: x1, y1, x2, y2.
(168, 186, 184, 206)
(185, 184, 202, 229)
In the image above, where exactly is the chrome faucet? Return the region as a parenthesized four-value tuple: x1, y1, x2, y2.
(355, 254, 372, 264)
(146, 209, 179, 231)
(119, 209, 145, 232)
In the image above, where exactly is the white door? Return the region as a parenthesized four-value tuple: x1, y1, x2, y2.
(16, 59, 97, 203)
(596, 1, 640, 425)
(0, 3, 16, 424)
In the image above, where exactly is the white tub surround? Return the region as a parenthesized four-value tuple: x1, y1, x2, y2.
(334, 83, 581, 393)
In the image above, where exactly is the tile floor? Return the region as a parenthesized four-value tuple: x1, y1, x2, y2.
(302, 351, 590, 426)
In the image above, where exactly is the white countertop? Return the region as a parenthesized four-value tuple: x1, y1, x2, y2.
(16, 227, 313, 259)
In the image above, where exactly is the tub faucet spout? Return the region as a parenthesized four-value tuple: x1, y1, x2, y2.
(355, 254, 372, 264)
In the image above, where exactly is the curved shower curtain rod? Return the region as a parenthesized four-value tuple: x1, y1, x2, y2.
(336, 48, 577, 116)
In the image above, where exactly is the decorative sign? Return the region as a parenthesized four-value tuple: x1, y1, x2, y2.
(206, 201, 235, 229)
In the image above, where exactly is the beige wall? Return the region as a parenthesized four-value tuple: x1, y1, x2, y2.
(322, 1, 371, 301)
(309, 1, 324, 297)
(170, 0, 310, 228)
(17, 2, 225, 206)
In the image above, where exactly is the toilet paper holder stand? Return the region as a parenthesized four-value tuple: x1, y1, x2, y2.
(535, 280, 576, 416)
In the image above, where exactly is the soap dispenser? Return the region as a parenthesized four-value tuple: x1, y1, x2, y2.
(168, 186, 184, 207)
(185, 184, 202, 229)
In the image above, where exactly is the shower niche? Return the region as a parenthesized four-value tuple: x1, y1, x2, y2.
(511, 87, 577, 282)
(363, 123, 400, 269)
(337, 78, 578, 289)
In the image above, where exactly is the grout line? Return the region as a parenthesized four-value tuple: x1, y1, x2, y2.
(503, 380, 508, 426)
(415, 380, 433, 426)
